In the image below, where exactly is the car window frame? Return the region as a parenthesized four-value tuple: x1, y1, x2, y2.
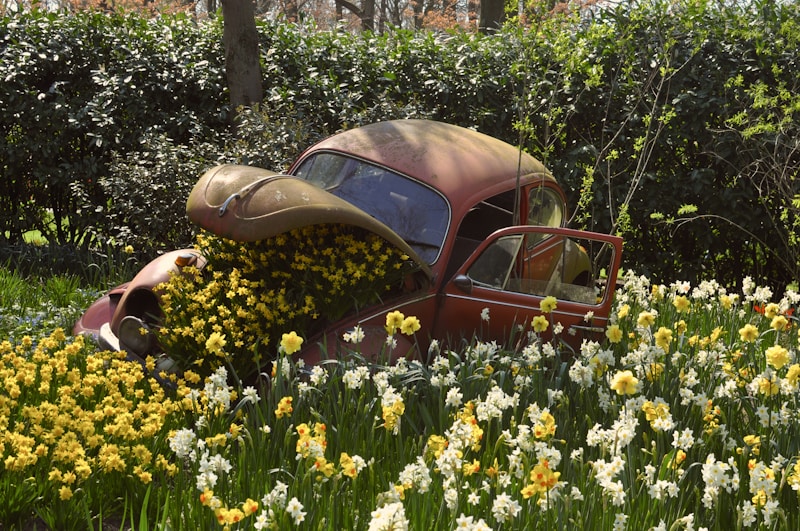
(450, 225, 623, 309)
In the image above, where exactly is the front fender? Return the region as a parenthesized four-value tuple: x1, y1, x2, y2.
(109, 249, 206, 336)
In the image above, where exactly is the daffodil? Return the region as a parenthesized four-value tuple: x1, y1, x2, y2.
(275, 396, 293, 419)
(280, 331, 303, 355)
(610, 370, 639, 396)
(532, 315, 549, 333)
(606, 324, 623, 343)
(400, 315, 421, 335)
(205, 332, 227, 354)
(673, 295, 690, 313)
(765, 345, 789, 370)
(385, 310, 405, 334)
(637, 311, 656, 328)
(770, 314, 789, 331)
(739, 323, 759, 342)
(654, 326, 673, 351)
(540, 296, 558, 314)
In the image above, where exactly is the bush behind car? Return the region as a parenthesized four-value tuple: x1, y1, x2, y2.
(1, 2, 799, 289)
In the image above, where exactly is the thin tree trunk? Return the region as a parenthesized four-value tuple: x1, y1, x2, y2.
(222, 0, 263, 110)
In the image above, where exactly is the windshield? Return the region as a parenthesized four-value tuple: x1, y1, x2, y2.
(293, 152, 450, 264)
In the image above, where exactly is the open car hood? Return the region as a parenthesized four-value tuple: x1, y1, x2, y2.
(186, 164, 431, 278)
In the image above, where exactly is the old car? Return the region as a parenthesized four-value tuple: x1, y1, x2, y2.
(75, 119, 623, 368)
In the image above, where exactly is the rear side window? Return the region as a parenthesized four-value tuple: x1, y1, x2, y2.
(527, 187, 564, 228)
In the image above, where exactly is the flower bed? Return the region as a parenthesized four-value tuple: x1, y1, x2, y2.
(2, 272, 800, 529)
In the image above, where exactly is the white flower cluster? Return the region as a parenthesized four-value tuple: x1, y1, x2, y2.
(465, 341, 500, 362)
(491, 492, 521, 523)
(586, 407, 639, 456)
(748, 459, 780, 525)
(590, 456, 627, 507)
(342, 325, 365, 344)
(204, 366, 232, 411)
(475, 384, 518, 422)
(195, 445, 232, 491)
(168, 428, 196, 459)
(397, 457, 432, 494)
(368, 501, 408, 531)
(453, 514, 492, 531)
(700, 453, 738, 509)
(309, 365, 328, 387)
(252, 482, 306, 528)
(342, 365, 371, 390)
(569, 341, 616, 389)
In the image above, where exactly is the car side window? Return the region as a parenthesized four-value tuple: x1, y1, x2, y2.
(526, 187, 564, 249)
(467, 235, 522, 289)
(527, 187, 563, 228)
(444, 190, 515, 282)
(467, 229, 614, 306)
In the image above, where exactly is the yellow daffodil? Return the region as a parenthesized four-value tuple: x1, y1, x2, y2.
(765, 345, 789, 370)
(786, 364, 800, 387)
(739, 323, 759, 342)
(606, 324, 623, 343)
(637, 311, 656, 328)
(280, 331, 304, 355)
(654, 326, 673, 351)
(763, 303, 780, 319)
(205, 332, 227, 354)
(770, 314, 789, 331)
(400, 315, 421, 335)
(610, 370, 639, 395)
(275, 396, 293, 419)
(540, 296, 558, 314)
(385, 310, 405, 334)
(532, 315, 549, 333)
(673, 295, 690, 313)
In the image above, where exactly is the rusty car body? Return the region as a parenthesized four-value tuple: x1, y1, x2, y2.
(75, 119, 623, 366)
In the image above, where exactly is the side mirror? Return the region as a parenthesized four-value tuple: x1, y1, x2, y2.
(453, 274, 473, 294)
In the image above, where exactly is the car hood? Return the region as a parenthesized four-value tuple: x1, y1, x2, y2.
(186, 164, 431, 278)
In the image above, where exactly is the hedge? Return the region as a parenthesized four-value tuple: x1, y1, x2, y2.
(1, 0, 798, 288)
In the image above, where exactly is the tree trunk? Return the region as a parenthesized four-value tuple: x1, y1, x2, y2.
(336, 0, 375, 31)
(478, 0, 504, 33)
(412, 0, 424, 29)
(221, 0, 263, 110)
(361, 0, 375, 31)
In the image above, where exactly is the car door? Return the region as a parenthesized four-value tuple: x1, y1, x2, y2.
(433, 226, 623, 350)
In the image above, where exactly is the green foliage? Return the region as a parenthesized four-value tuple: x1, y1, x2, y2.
(0, 266, 103, 340)
(0, 10, 228, 251)
(2, 0, 800, 287)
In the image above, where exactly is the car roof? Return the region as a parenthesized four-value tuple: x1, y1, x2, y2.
(293, 120, 555, 198)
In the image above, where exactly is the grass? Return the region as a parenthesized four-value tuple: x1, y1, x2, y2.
(1, 254, 800, 530)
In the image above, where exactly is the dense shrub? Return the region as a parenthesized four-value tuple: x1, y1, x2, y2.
(0, 11, 228, 249)
(1, 1, 799, 288)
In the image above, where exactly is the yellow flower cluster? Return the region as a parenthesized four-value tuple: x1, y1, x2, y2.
(385, 310, 421, 336)
(294, 422, 363, 481)
(200, 489, 259, 530)
(522, 459, 560, 500)
(642, 400, 671, 431)
(1, 330, 182, 504)
(533, 411, 556, 439)
(157, 224, 415, 380)
(382, 399, 405, 433)
(275, 396, 293, 419)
